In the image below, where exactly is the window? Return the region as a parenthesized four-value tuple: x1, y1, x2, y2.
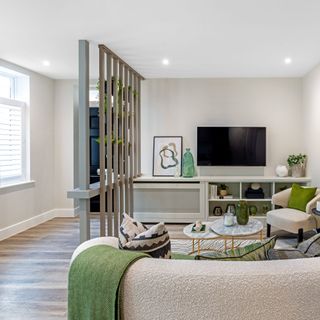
(0, 68, 29, 186)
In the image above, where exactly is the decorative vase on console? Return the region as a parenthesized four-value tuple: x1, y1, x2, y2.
(236, 201, 249, 225)
(275, 165, 288, 177)
(182, 148, 195, 178)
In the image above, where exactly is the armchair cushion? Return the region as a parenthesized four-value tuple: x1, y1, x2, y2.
(287, 184, 316, 212)
(266, 208, 316, 234)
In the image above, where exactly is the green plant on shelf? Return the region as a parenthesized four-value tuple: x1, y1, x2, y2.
(287, 154, 306, 167)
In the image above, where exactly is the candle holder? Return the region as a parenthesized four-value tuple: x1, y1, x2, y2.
(223, 212, 235, 227)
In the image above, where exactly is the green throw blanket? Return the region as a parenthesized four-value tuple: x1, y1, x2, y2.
(68, 245, 149, 320)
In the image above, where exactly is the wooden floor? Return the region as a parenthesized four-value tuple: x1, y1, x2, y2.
(0, 217, 189, 320)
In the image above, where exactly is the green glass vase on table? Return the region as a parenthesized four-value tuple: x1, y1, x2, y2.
(236, 201, 249, 225)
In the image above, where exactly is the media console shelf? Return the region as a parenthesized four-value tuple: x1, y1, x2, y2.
(134, 176, 311, 223)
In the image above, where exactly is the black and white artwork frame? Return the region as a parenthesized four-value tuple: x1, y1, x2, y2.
(152, 136, 183, 176)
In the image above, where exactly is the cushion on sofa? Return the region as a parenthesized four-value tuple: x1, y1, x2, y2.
(267, 248, 308, 260)
(119, 214, 171, 259)
(288, 183, 316, 212)
(195, 236, 277, 261)
(297, 233, 320, 256)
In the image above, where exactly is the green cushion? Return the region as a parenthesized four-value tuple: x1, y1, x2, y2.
(287, 184, 316, 212)
(172, 253, 195, 260)
(195, 236, 277, 261)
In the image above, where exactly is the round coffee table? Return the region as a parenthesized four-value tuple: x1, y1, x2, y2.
(183, 222, 220, 255)
(210, 218, 264, 250)
(183, 218, 264, 254)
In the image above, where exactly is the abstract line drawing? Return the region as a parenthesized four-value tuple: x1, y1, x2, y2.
(153, 136, 183, 176)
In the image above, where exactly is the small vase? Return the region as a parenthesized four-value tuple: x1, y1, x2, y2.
(291, 164, 305, 178)
(236, 201, 249, 225)
(182, 148, 195, 178)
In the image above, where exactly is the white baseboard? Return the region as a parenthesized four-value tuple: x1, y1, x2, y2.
(0, 207, 79, 241)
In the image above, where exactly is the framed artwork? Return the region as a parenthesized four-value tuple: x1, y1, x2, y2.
(152, 136, 183, 176)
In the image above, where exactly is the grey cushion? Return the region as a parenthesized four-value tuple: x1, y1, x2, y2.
(267, 249, 308, 260)
(297, 233, 320, 257)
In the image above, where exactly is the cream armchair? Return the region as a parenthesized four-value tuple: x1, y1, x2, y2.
(267, 188, 320, 243)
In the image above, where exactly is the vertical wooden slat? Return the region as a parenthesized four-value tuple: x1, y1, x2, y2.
(129, 71, 134, 217)
(134, 74, 138, 178)
(124, 67, 130, 214)
(118, 63, 124, 222)
(113, 58, 119, 236)
(106, 54, 113, 235)
(99, 47, 106, 236)
(137, 78, 142, 176)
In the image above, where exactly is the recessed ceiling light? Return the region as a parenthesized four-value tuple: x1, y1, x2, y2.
(162, 58, 169, 65)
(284, 57, 292, 65)
(42, 60, 51, 67)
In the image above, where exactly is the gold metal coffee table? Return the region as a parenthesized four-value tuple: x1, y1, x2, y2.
(183, 218, 264, 255)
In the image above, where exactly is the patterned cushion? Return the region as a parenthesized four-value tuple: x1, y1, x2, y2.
(297, 233, 320, 257)
(195, 236, 277, 261)
(267, 249, 308, 260)
(119, 213, 148, 245)
(119, 214, 171, 259)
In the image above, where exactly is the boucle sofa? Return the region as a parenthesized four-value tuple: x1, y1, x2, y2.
(71, 237, 320, 320)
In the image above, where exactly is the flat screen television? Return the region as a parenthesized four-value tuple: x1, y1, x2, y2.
(197, 127, 266, 166)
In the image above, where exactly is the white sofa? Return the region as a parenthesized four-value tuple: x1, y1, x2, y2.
(71, 237, 320, 320)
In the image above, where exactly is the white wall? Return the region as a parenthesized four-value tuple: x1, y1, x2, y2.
(302, 64, 320, 186)
(0, 60, 55, 229)
(53, 80, 75, 209)
(141, 78, 304, 176)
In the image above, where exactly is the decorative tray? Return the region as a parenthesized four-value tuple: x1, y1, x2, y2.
(191, 224, 206, 233)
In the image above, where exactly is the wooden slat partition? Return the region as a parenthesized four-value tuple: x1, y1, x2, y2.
(113, 58, 119, 236)
(124, 67, 130, 216)
(106, 54, 113, 236)
(97, 44, 143, 235)
(137, 78, 142, 176)
(118, 63, 124, 222)
(98, 46, 106, 236)
(134, 74, 138, 178)
(129, 71, 134, 217)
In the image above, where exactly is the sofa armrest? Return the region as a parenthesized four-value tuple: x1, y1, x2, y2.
(306, 190, 320, 215)
(70, 236, 119, 265)
(272, 188, 292, 207)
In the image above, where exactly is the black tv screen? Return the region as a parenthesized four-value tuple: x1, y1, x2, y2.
(197, 127, 266, 166)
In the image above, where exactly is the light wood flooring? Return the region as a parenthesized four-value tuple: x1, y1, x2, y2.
(0, 217, 190, 320)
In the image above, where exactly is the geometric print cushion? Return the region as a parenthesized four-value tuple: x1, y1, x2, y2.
(119, 213, 148, 247)
(195, 236, 277, 261)
(297, 233, 320, 257)
(119, 214, 171, 259)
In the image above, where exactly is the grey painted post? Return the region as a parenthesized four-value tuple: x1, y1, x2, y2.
(78, 40, 90, 242)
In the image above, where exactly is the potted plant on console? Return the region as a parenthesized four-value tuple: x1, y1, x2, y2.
(287, 153, 307, 178)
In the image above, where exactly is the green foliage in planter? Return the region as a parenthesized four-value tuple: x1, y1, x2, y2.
(287, 153, 306, 167)
(219, 184, 228, 190)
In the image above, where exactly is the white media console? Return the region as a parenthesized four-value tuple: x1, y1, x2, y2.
(133, 176, 311, 223)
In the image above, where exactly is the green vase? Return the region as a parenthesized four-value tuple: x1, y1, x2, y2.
(236, 201, 249, 225)
(182, 148, 195, 178)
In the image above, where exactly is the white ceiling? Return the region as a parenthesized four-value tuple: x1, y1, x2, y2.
(1, 0, 320, 79)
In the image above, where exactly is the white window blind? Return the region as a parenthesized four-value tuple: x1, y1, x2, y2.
(0, 97, 26, 184)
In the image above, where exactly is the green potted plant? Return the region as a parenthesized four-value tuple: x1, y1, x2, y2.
(219, 184, 228, 197)
(287, 153, 307, 177)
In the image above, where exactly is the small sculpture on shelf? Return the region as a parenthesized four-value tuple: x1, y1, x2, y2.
(219, 184, 228, 197)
